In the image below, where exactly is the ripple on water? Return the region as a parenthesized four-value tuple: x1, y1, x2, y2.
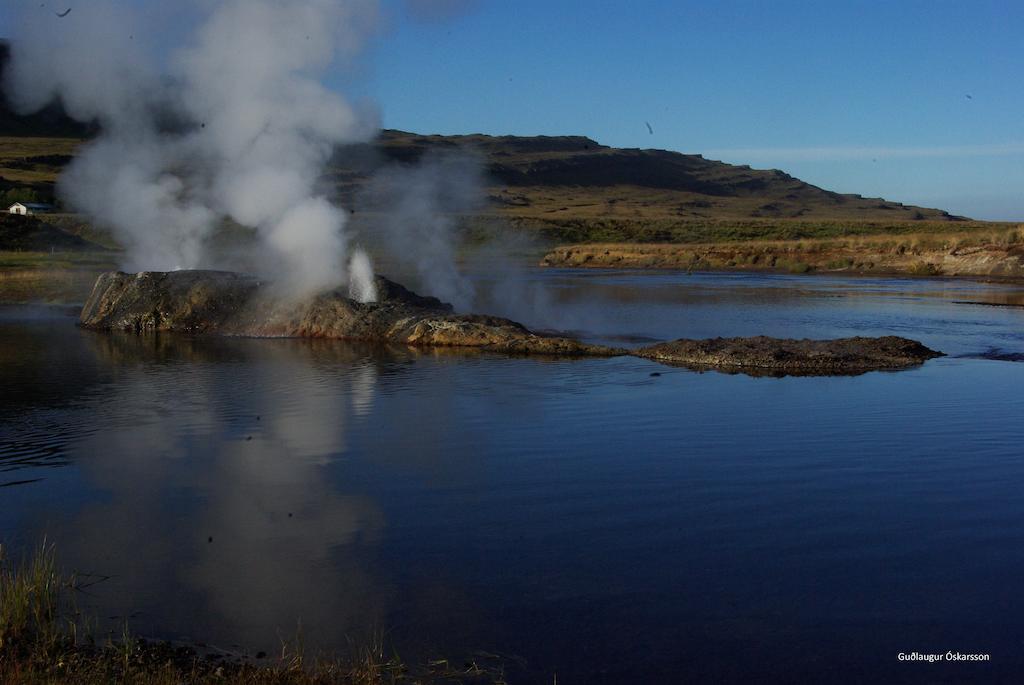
(2, 274, 1024, 682)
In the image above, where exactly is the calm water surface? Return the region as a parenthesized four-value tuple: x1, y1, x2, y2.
(2, 269, 1024, 684)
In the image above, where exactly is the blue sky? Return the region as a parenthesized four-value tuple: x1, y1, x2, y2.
(3, 1, 1022, 219)
(367, 0, 1023, 220)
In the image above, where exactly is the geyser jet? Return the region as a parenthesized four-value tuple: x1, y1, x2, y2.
(3, 0, 379, 300)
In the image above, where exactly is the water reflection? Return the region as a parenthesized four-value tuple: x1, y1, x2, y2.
(473, 267, 1024, 356)
(1, 322, 607, 663)
(6, 330, 417, 650)
(3, 270, 1024, 682)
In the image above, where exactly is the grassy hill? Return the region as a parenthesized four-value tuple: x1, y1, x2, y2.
(367, 130, 962, 223)
(0, 36, 1007, 251)
(3, 128, 1004, 249)
(0, 213, 107, 252)
(331, 130, 984, 244)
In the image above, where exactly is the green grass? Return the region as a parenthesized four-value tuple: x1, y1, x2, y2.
(909, 261, 944, 276)
(825, 257, 855, 270)
(0, 251, 118, 270)
(0, 137, 82, 200)
(504, 215, 1021, 245)
(0, 542, 509, 685)
(541, 222, 1024, 280)
(0, 540, 62, 654)
(37, 215, 122, 250)
(0, 251, 117, 304)
(2, 131, 1017, 260)
(780, 260, 813, 274)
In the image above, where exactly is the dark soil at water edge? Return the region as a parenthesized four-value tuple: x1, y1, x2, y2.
(0, 543, 509, 684)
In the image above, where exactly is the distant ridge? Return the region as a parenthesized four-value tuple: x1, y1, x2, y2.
(344, 130, 966, 223)
(0, 38, 964, 224)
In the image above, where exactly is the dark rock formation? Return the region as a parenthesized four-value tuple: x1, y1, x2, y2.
(635, 335, 944, 375)
(79, 270, 945, 374)
(78, 270, 619, 356)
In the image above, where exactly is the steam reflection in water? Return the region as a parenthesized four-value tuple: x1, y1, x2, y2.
(2, 270, 1024, 683)
(3, 324, 595, 658)
(25, 331, 404, 648)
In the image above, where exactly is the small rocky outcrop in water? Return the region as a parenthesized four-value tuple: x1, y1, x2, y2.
(635, 335, 944, 375)
(78, 270, 618, 356)
(79, 270, 944, 374)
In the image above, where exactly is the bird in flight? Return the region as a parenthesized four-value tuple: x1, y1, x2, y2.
(645, 121, 654, 135)
(55, 7, 71, 17)
(965, 94, 973, 100)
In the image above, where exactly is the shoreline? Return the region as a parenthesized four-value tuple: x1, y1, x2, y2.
(0, 543, 509, 685)
(545, 258, 1024, 286)
(540, 232, 1024, 282)
(75, 269, 944, 376)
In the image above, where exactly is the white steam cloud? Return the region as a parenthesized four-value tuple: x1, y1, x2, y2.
(4, 0, 562, 318)
(4, 0, 380, 299)
(357, 151, 481, 310)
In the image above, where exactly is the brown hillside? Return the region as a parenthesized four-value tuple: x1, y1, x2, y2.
(358, 130, 963, 224)
(0, 38, 968, 234)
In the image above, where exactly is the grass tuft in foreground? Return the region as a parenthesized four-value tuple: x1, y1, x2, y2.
(0, 542, 508, 684)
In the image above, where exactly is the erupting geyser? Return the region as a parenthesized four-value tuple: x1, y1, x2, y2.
(3, 0, 381, 299)
(78, 269, 944, 376)
(4, 1, 949, 377)
(78, 270, 617, 356)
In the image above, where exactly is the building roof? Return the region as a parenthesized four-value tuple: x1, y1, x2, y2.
(8, 202, 55, 210)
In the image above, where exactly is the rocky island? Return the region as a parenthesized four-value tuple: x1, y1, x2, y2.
(636, 335, 944, 375)
(78, 270, 617, 356)
(79, 270, 944, 375)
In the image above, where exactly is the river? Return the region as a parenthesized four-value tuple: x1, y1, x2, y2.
(2, 267, 1023, 683)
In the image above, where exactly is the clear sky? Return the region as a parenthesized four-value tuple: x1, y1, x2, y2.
(3, 1, 1021, 219)
(368, 0, 1023, 220)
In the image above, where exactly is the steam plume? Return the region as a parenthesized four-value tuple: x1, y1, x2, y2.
(356, 151, 480, 310)
(4, 0, 379, 299)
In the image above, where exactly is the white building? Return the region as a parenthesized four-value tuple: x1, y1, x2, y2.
(7, 202, 55, 215)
